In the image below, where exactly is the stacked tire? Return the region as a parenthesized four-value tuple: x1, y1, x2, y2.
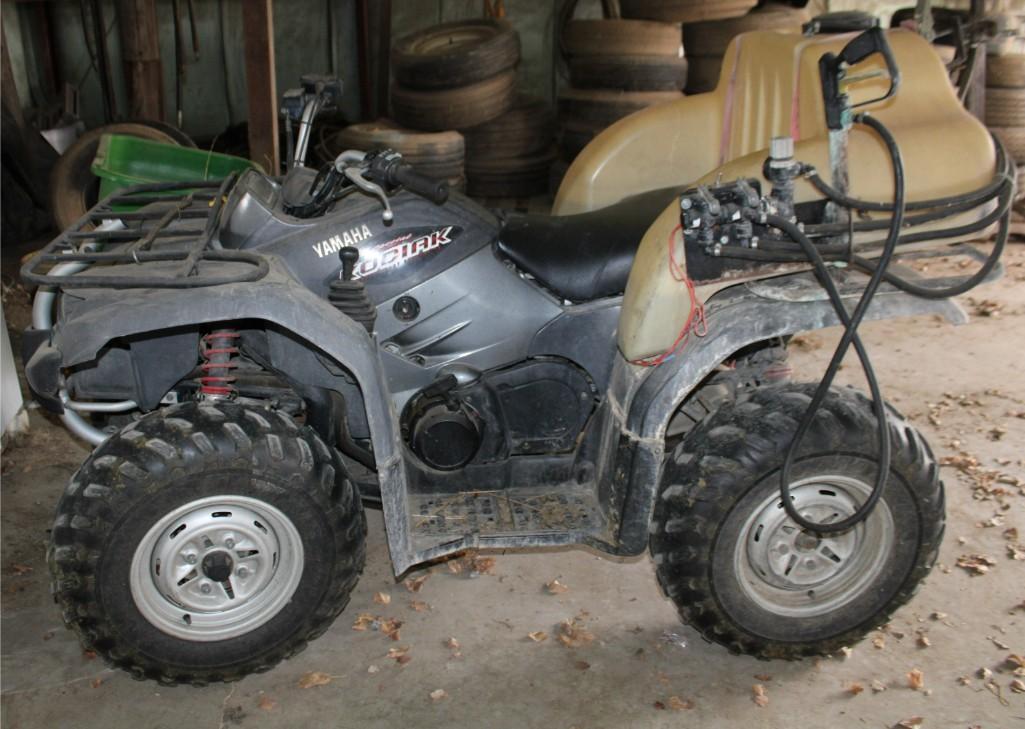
(680, 2, 810, 94)
(463, 96, 556, 198)
(985, 53, 1025, 202)
(333, 120, 466, 191)
(391, 19, 520, 132)
(391, 19, 556, 198)
(558, 18, 686, 167)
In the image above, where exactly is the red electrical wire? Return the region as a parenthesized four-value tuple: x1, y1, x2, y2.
(630, 224, 708, 367)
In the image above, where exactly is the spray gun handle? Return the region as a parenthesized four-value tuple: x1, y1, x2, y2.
(819, 27, 901, 130)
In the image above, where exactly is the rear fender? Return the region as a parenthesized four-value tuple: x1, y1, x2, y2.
(46, 260, 418, 573)
(605, 270, 968, 555)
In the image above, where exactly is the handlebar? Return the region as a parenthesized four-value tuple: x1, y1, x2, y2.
(819, 27, 901, 130)
(365, 151, 449, 205)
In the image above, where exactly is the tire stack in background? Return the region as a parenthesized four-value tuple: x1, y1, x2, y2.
(463, 96, 556, 198)
(985, 52, 1025, 203)
(389, 19, 557, 200)
(680, 2, 810, 94)
(556, 17, 686, 187)
(332, 121, 466, 191)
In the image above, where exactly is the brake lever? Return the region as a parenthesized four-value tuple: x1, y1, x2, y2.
(343, 167, 394, 223)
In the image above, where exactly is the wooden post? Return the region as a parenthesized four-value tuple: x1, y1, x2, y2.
(115, 0, 165, 120)
(242, 0, 279, 172)
(374, 0, 391, 119)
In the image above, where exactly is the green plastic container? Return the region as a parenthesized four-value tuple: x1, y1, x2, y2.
(91, 133, 262, 200)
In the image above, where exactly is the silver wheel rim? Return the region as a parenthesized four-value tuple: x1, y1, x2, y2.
(130, 495, 304, 641)
(734, 474, 895, 618)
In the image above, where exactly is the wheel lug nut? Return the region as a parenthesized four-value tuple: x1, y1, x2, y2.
(236, 566, 249, 578)
(224, 538, 236, 549)
(804, 558, 816, 569)
(200, 582, 213, 594)
(184, 553, 197, 565)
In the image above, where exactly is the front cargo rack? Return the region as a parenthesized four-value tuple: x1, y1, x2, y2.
(21, 174, 269, 289)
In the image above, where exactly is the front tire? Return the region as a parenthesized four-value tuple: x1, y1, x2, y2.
(650, 383, 944, 659)
(49, 401, 366, 685)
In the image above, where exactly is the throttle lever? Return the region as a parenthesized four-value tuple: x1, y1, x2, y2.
(343, 167, 394, 223)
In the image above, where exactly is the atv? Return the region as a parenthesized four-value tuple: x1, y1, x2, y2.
(21, 25, 1012, 684)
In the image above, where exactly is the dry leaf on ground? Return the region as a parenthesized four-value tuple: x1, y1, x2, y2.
(956, 554, 997, 575)
(895, 718, 924, 729)
(90, 678, 102, 689)
(471, 556, 496, 575)
(352, 613, 375, 631)
(545, 580, 569, 595)
(445, 637, 460, 651)
(367, 665, 379, 674)
(373, 592, 391, 605)
(916, 632, 931, 648)
(871, 679, 887, 693)
(908, 669, 925, 691)
(404, 575, 429, 592)
(527, 631, 548, 643)
(752, 684, 769, 707)
(847, 682, 865, 696)
(873, 634, 886, 649)
(429, 689, 448, 702)
(410, 600, 430, 612)
(753, 673, 772, 682)
(446, 559, 464, 575)
(380, 618, 402, 641)
(387, 646, 412, 665)
(668, 696, 694, 710)
(990, 636, 1010, 650)
(11, 564, 32, 576)
(1010, 679, 1025, 694)
(257, 695, 277, 711)
(298, 671, 333, 689)
(557, 619, 594, 648)
(575, 660, 590, 670)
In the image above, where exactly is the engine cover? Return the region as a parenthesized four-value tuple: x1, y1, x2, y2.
(401, 358, 597, 471)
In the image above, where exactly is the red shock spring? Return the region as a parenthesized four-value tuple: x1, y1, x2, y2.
(198, 330, 240, 398)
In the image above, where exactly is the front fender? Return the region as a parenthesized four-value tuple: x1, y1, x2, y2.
(609, 269, 970, 555)
(42, 258, 418, 573)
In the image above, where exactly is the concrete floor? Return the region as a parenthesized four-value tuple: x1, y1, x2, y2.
(2, 243, 1024, 729)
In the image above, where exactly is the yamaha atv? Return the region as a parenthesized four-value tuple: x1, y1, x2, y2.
(21, 27, 1013, 684)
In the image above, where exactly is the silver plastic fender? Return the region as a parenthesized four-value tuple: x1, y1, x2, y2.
(48, 258, 418, 574)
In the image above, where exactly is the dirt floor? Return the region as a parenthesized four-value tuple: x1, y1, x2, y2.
(2, 242, 1024, 729)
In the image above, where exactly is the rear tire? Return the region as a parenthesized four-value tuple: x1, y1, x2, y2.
(49, 401, 366, 685)
(650, 383, 944, 659)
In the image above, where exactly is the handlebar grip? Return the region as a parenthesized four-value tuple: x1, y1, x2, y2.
(392, 165, 449, 205)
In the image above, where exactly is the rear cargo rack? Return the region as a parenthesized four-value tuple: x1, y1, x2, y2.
(21, 174, 269, 289)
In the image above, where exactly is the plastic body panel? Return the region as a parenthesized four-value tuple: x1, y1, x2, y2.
(555, 29, 997, 361)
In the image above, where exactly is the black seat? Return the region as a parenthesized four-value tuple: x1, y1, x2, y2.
(496, 186, 681, 303)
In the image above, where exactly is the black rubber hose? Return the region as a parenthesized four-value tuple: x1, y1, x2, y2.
(852, 181, 1011, 298)
(774, 112, 906, 534)
(803, 133, 1011, 212)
